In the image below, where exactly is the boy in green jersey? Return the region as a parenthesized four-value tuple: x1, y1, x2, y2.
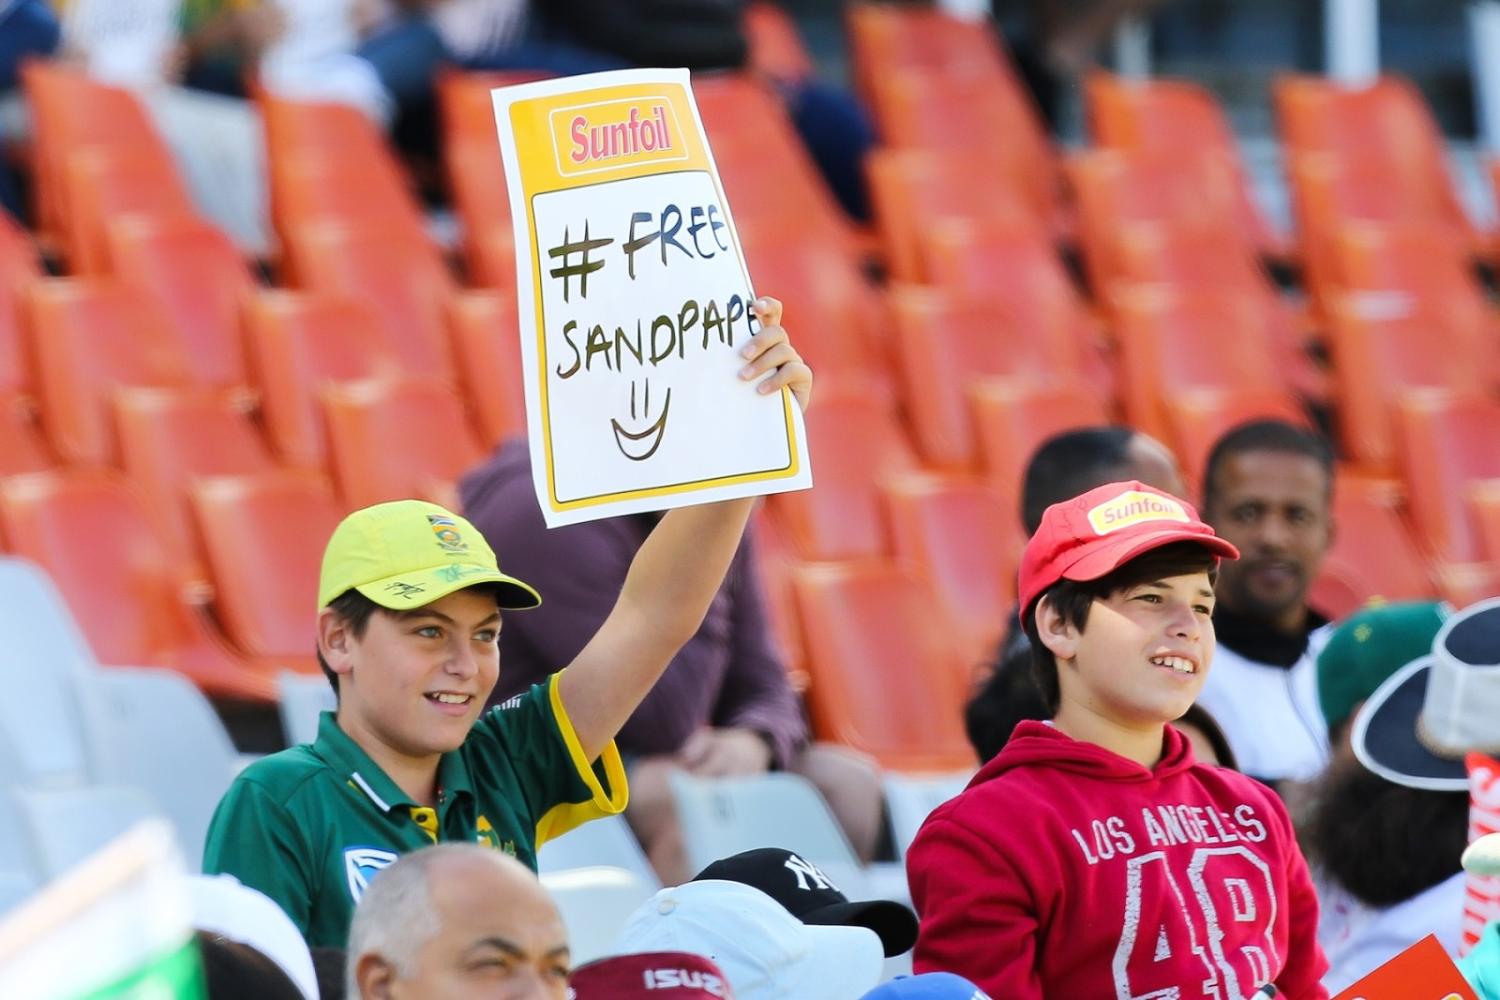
(204, 298, 812, 948)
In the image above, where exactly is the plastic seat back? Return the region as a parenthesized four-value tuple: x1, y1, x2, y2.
(12, 784, 160, 879)
(190, 472, 342, 665)
(882, 473, 1020, 666)
(446, 291, 529, 448)
(22, 279, 195, 466)
(244, 291, 404, 468)
(968, 378, 1111, 505)
(321, 377, 484, 509)
(791, 561, 978, 772)
(107, 218, 259, 389)
(62, 147, 197, 275)
(1395, 393, 1500, 564)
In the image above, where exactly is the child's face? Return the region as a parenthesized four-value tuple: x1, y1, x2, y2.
(332, 587, 502, 759)
(1061, 571, 1217, 727)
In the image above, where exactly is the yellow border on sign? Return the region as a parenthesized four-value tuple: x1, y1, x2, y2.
(508, 80, 802, 513)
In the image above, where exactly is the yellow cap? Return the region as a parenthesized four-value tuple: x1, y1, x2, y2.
(317, 499, 541, 611)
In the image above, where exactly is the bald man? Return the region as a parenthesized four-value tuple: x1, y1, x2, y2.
(347, 843, 569, 999)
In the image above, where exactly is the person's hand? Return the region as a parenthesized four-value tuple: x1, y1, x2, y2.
(738, 297, 812, 413)
(680, 727, 774, 777)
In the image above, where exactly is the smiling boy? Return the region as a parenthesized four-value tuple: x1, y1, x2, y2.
(905, 481, 1329, 998)
(202, 299, 810, 949)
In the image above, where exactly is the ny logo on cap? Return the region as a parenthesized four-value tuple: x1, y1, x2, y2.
(784, 853, 836, 892)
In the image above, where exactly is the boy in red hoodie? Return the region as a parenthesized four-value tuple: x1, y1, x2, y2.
(906, 481, 1329, 999)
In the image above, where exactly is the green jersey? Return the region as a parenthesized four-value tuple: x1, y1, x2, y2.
(202, 673, 627, 948)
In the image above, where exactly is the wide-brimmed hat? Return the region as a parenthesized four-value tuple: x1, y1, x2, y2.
(1352, 597, 1500, 791)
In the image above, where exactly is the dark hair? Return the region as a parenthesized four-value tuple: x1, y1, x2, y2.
(1022, 542, 1220, 714)
(965, 629, 1051, 764)
(1175, 702, 1238, 770)
(196, 932, 303, 1000)
(310, 947, 347, 1000)
(1306, 752, 1469, 907)
(1021, 427, 1134, 535)
(316, 590, 382, 696)
(1201, 419, 1334, 516)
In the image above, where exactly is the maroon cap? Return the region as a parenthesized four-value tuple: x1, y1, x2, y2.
(1017, 480, 1238, 614)
(569, 951, 733, 998)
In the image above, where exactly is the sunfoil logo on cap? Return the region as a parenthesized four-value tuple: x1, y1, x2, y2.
(1087, 490, 1189, 535)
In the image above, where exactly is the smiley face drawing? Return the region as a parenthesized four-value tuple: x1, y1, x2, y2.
(611, 378, 672, 461)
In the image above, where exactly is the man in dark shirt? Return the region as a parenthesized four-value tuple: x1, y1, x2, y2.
(461, 441, 883, 882)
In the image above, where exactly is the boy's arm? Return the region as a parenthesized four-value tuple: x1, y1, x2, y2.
(201, 780, 316, 936)
(907, 815, 1046, 999)
(558, 298, 811, 762)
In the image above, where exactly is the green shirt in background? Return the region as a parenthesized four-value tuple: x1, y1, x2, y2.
(201, 673, 628, 949)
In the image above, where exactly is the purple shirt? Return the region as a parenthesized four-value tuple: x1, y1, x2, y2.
(458, 441, 808, 767)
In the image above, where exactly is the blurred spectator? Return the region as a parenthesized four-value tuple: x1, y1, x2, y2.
(53, 0, 270, 254)
(310, 949, 346, 1000)
(615, 878, 885, 999)
(964, 425, 1185, 760)
(1307, 599, 1499, 990)
(460, 442, 884, 884)
(0, 0, 60, 220)
(568, 951, 732, 999)
(197, 933, 307, 1000)
(989, 0, 1172, 129)
(1197, 419, 1337, 786)
(346, 842, 569, 999)
(1316, 599, 1449, 751)
(861, 973, 992, 999)
(191, 873, 320, 1000)
(179, 0, 448, 128)
(692, 848, 918, 959)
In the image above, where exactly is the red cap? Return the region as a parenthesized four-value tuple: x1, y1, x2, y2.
(1017, 481, 1238, 615)
(569, 952, 733, 998)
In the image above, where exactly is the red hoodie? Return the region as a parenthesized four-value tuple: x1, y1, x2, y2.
(907, 721, 1328, 999)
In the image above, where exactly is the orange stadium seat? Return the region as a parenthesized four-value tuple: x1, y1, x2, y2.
(695, 74, 856, 250)
(21, 64, 177, 256)
(320, 376, 485, 510)
(747, 507, 807, 685)
(1395, 392, 1500, 566)
(106, 218, 259, 391)
(1109, 284, 1288, 443)
(890, 285, 1088, 469)
(791, 560, 977, 772)
(736, 223, 891, 392)
(244, 291, 404, 468)
(284, 223, 458, 380)
(1325, 295, 1485, 473)
(1163, 387, 1310, 496)
(1472, 480, 1500, 567)
(1084, 71, 1286, 259)
(0, 470, 279, 702)
(446, 291, 528, 449)
(846, 3, 1009, 107)
(764, 387, 919, 560)
(866, 149, 1049, 282)
(111, 387, 280, 569)
(0, 223, 54, 473)
(261, 93, 390, 162)
(744, 1, 816, 81)
(919, 220, 1112, 396)
(268, 152, 428, 253)
(22, 280, 195, 466)
(1274, 74, 1478, 257)
(968, 378, 1111, 505)
(188, 471, 343, 673)
(62, 148, 197, 275)
(1310, 474, 1436, 618)
(881, 472, 1021, 668)
(1066, 148, 1252, 295)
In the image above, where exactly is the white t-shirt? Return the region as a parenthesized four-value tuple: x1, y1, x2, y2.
(1318, 870, 1467, 992)
(1197, 623, 1334, 783)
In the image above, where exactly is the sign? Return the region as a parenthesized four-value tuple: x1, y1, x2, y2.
(1331, 934, 1478, 1000)
(492, 69, 812, 527)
